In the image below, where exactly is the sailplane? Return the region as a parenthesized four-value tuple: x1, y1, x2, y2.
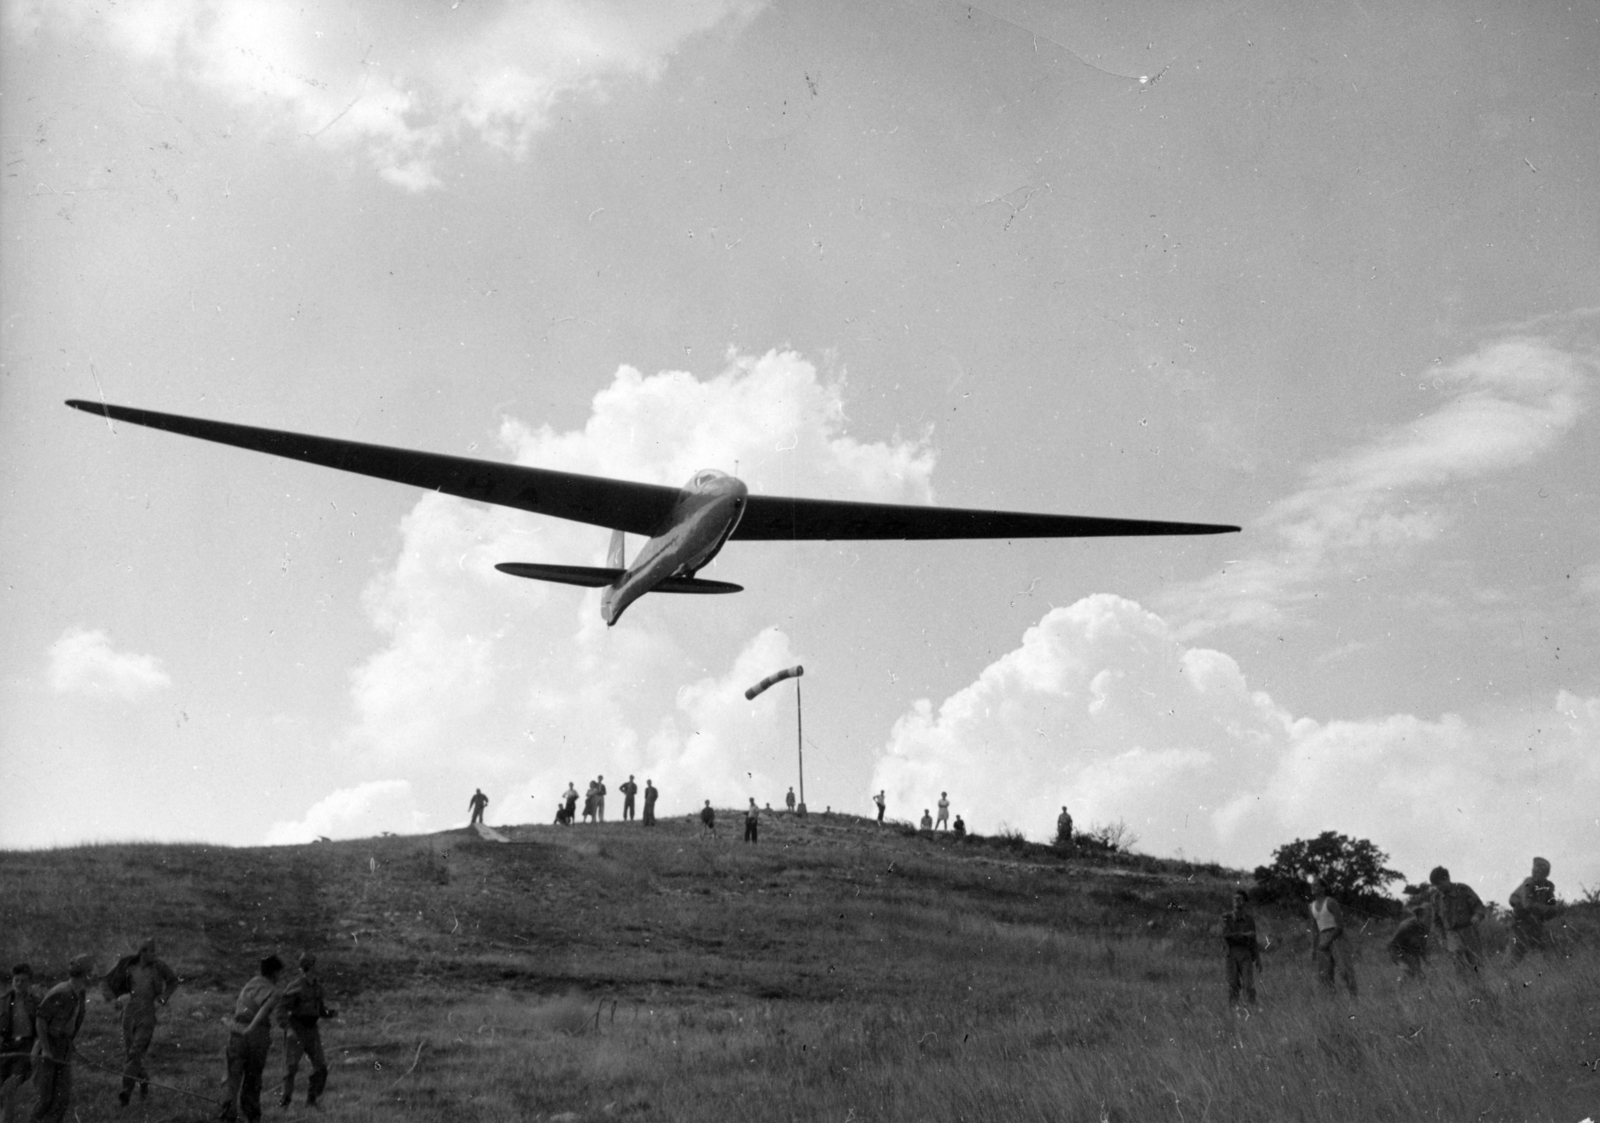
(66, 400, 1239, 625)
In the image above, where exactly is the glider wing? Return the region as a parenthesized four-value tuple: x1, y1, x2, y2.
(731, 494, 1239, 540)
(64, 400, 682, 536)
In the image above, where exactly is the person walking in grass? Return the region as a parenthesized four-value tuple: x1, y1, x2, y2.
(873, 790, 886, 826)
(278, 953, 337, 1109)
(1307, 879, 1358, 997)
(31, 954, 91, 1123)
(0, 963, 38, 1121)
(700, 800, 717, 839)
(643, 780, 659, 826)
(1221, 890, 1262, 1007)
(220, 955, 284, 1123)
(936, 792, 950, 830)
(1508, 856, 1560, 962)
(1387, 897, 1431, 980)
(104, 937, 180, 1105)
(621, 775, 639, 821)
(744, 799, 760, 843)
(1429, 866, 1487, 975)
(467, 788, 489, 826)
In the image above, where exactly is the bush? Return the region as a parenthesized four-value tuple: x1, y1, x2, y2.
(1253, 830, 1404, 917)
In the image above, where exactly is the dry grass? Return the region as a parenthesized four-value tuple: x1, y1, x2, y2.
(2, 814, 1595, 1121)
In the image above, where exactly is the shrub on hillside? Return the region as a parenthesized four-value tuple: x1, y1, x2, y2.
(1253, 830, 1404, 917)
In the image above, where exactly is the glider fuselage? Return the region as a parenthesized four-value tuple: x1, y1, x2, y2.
(602, 470, 747, 625)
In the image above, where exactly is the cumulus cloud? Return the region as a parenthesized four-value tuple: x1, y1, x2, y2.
(872, 594, 1600, 894)
(326, 349, 932, 828)
(15, 0, 760, 190)
(264, 779, 426, 844)
(1163, 337, 1591, 637)
(46, 626, 171, 700)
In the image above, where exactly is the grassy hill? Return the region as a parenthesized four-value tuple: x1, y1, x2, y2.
(2, 812, 1596, 1121)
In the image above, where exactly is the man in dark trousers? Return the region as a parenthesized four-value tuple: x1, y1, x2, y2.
(104, 937, 180, 1105)
(1221, 890, 1262, 1007)
(278, 952, 336, 1108)
(700, 800, 717, 838)
(1429, 866, 1487, 975)
(32, 954, 91, 1123)
(642, 780, 658, 826)
(620, 775, 639, 821)
(468, 789, 489, 825)
(0, 963, 38, 1121)
(220, 955, 284, 1123)
(744, 799, 760, 843)
(873, 790, 886, 826)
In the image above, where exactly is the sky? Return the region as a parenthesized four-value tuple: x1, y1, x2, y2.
(2, 0, 1596, 901)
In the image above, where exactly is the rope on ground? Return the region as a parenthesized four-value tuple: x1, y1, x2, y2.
(66, 1048, 226, 1107)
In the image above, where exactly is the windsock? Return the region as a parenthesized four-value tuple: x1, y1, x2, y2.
(745, 665, 804, 700)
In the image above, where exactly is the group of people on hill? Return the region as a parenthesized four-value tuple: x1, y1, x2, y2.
(881, 790, 966, 836)
(1219, 856, 1565, 1008)
(547, 776, 659, 826)
(0, 939, 335, 1123)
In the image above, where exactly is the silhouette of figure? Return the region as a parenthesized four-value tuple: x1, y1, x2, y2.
(104, 937, 179, 1105)
(643, 780, 659, 826)
(936, 792, 950, 830)
(873, 790, 886, 826)
(700, 801, 717, 838)
(468, 789, 489, 826)
(1508, 857, 1559, 962)
(786, 787, 796, 813)
(278, 952, 337, 1108)
(621, 775, 638, 821)
(1388, 898, 1431, 980)
(1429, 866, 1486, 975)
(1221, 890, 1261, 1007)
(952, 815, 966, 837)
(563, 782, 579, 825)
(744, 799, 760, 843)
(919, 809, 933, 830)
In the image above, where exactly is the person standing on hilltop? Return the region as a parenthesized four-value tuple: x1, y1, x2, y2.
(220, 955, 284, 1123)
(1221, 890, 1262, 1008)
(582, 780, 597, 823)
(873, 790, 886, 826)
(620, 775, 639, 821)
(278, 952, 337, 1109)
(1429, 866, 1487, 975)
(104, 936, 180, 1105)
(0, 963, 38, 1120)
(1307, 879, 1358, 997)
(936, 792, 950, 831)
(32, 953, 91, 1123)
(1055, 806, 1074, 849)
(1508, 856, 1560, 962)
(595, 775, 608, 822)
(744, 799, 760, 843)
(786, 786, 796, 813)
(643, 779, 659, 826)
(467, 789, 489, 826)
(700, 800, 717, 839)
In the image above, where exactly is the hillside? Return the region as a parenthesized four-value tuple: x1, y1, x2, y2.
(3, 812, 1596, 1122)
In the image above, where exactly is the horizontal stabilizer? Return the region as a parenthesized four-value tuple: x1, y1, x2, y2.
(496, 562, 742, 595)
(495, 562, 622, 588)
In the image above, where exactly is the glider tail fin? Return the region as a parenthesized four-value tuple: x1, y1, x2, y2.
(607, 529, 626, 570)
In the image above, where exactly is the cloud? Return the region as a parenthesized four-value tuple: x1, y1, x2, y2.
(872, 594, 1600, 895)
(16, 0, 761, 190)
(1162, 337, 1591, 637)
(264, 779, 425, 844)
(315, 349, 931, 829)
(46, 627, 171, 700)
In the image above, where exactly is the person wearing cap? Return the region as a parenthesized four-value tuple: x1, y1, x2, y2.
(0, 964, 38, 1120)
(107, 937, 180, 1106)
(219, 955, 284, 1123)
(31, 954, 91, 1123)
(1508, 856, 1560, 962)
(277, 952, 336, 1108)
(1429, 866, 1487, 975)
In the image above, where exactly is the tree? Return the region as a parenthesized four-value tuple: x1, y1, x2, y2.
(1253, 831, 1405, 916)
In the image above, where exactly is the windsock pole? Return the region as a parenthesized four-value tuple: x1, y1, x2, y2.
(745, 665, 807, 813)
